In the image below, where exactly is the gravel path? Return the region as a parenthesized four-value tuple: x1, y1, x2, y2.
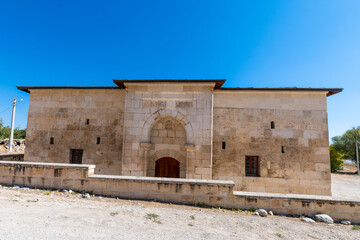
(0, 186, 359, 240)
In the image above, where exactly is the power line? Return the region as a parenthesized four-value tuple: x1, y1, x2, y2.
(0, 105, 12, 114)
(15, 118, 26, 129)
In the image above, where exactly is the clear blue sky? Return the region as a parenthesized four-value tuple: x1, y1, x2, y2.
(0, 0, 359, 141)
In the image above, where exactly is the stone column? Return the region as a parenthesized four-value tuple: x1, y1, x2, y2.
(185, 144, 195, 178)
(140, 142, 152, 176)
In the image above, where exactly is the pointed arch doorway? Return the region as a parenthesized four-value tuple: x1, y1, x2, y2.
(155, 157, 180, 178)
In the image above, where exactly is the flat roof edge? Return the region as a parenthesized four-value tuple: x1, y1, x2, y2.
(218, 87, 343, 97)
(112, 79, 226, 89)
(17, 86, 120, 93)
(17, 85, 343, 97)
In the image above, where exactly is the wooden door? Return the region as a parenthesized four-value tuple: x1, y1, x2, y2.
(155, 157, 180, 178)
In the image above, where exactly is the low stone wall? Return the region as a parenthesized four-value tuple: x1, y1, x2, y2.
(87, 175, 233, 205)
(230, 192, 360, 224)
(0, 161, 232, 206)
(0, 161, 94, 188)
(0, 161, 359, 224)
(0, 154, 24, 161)
(225, 175, 331, 196)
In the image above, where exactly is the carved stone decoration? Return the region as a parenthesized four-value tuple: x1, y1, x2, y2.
(165, 120, 173, 130)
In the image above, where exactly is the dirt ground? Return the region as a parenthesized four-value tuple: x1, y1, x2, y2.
(0, 145, 23, 154)
(0, 141, 25, 154)
(0, 185, 359, 240)
(331, 173, 360, 200)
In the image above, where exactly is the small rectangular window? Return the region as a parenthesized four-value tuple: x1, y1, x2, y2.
(222, 141, 226, 150)
(281, 146, 285, 153)
(85, 119, 89, 125)
(97, 137, 101, 144)
(245, 156, 259, 177)
(271, 121, 275, 129)
(50, 137, 54, 145)
(70, 149, 83, 164)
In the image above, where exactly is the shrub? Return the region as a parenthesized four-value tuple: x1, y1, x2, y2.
(330, 145, 344, 172)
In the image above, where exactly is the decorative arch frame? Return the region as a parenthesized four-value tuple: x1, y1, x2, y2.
(140, 108, 194, 145)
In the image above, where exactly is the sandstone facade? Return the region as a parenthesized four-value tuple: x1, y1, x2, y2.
(18, 80, 342, 195)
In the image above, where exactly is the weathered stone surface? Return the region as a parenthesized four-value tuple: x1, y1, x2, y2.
(340, 220, 351, 225)
(301, 217, 315, 223)
(314, 214, 334, 224)
(212, 91, 331, 195)
(258, 209, 268, 217)
(24, 89, 125, 175)
(268, 211, 273, 216)
(83, 193, 91, 199)
(22, 82, 333, 196)
(252, 212, 260, 216)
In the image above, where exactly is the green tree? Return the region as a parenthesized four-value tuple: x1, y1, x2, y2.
(0, 119, 10, 139)
(329, 145, 343, 172)
(332, 127, 360, 161)
(0, 118, 26, 139)
(14, 128, 26, 139)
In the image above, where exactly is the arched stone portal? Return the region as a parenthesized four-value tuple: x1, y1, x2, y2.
(155, 157, 180, 178)
(146, 116, 187, 178)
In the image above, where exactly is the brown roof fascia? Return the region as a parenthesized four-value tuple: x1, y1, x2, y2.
(219, 87, 343, 97)
(17, 84, 342, 97)
(17, 86, 119, 93)
(112, 79, 226, 89)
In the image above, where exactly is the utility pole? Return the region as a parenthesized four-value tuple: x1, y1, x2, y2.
(9, 98, 22, 152)
(9, 98, 17, 152)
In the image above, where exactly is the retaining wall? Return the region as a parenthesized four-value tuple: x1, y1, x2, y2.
(231, 192, 360, 224)
(0, 161, 359, 224)
(0, 154, 24, 161)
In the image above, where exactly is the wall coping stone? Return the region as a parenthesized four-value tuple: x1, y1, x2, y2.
(0, 154, 24, 157)
(233, 191, 360, 204)
(0, 161, 96, 170)
(89, 174, 235, 186)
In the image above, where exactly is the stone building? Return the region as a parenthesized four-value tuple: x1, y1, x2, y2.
(18, 79, 342, 195)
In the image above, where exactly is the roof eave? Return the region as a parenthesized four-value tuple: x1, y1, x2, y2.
(17, 86, 30, 93)
(16, 86, 120, 93)
(112, 79, 226, 89)
(218, 87, 343, 97)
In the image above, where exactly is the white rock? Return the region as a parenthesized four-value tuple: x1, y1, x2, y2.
(83, 193, 91, 199)
(252, 212, 260, 216)
(301, 217, 315, 223)
(258, 209, 268, 217)
(340, 220, 351, 225)
(314, 214, 334, 224)
(268, 211, 273, 216)
(68, 190, 73, 194)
